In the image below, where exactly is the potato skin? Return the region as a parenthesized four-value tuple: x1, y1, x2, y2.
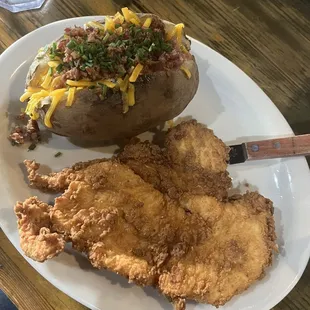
(28, 15, 199, 141)
(40, 59, 198, 141)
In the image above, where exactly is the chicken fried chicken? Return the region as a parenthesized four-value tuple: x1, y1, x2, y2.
(24, 120, 231, 200)
(159, 192, 277, 306)
(15, 197, 65, 262)
(24, 157, 107, 192)
(119, 120, 232, 200)
(15, 120, 277, 309)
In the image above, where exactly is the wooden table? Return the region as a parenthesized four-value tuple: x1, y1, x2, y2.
(0, 0, 309, 309)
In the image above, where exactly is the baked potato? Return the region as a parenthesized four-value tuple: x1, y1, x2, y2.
(20, 8, 199, 141)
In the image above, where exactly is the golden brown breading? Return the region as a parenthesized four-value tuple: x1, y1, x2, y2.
(159, 192, 277, 306)
(14, 197, 65, 262)
(119, 120, 232, 200)
(51, 160, 211, 286)
(166, 119, 229, 173)
(15, 160, 276, 308)
(24, 120, 231, 200)
(24, 158, 107, 192)
(15, 120, 277, 309)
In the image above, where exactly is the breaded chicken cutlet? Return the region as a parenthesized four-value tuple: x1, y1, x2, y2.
(14, 120, 277, 309)
(119, 120, 232, 200)
(24, 120, 232, 200)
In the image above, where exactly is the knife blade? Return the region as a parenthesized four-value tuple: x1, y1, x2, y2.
(228, 134, 310, 164)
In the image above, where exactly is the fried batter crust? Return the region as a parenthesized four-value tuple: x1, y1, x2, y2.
(120, 120, 231, 200)
(15, 120, 277, 309)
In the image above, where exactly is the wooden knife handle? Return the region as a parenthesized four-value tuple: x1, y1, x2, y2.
(246, 134, 310, 160)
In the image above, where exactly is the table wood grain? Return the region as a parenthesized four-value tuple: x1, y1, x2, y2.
(0, 0, 309, 309)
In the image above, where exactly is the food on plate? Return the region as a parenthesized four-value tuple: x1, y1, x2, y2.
(14, 120, 277, 309)
(24, 120, 231, 200)
(19, 8, 199, 141)
(119, 120, 232, 200)
(9, 116, 40, 146)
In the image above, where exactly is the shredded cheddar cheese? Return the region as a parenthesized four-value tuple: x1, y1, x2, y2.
(121, 7, 131, 22)
(113, 12, 125, 24)
(128, 83, 135, 106)
(31, 90, 49, 99)
(41, 72, 53, 89)
(101, 80, 116, 88)
(25, 98, 35, 113)
(87, 21, 105, 31)
(142, 17, 152, 28)
(166, 23, 184, 45)
(120, 75, 129, 92)
(122, 7, 140, 25)
(180, 65, 191, 79)
(48, 61, 61, 68)
(128, 9, 140, 23)
(27, 87, 43, 93)
(175, 23, 184, 46)
(129, 64, 143, 82)
(166, 27, 176, 40)
(116, 78, 123, 90)
(105, 17, 115, 32)
(130, 18, 140, 26)
(66, 80, 94, 87)
(180, 44, 188, 53)
(25, 97, 41, 119)
(66, 87, 76, 107)
(66, 79, 115, 88)
(20, 92, 33, 102)
(44, 89, 66, 128)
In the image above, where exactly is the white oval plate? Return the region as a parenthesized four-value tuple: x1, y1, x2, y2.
(0, 17, 310, 310)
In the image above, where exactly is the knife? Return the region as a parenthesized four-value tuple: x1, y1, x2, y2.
(228, 134, 310, 164)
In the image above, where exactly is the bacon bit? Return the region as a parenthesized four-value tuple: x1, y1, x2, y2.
(10, 131, 25, 145)
(9, 119, 40, 146)
(16, 112, 27, 120)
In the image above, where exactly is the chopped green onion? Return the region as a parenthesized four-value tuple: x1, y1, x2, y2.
(48, 67, 53, 76)
(56, 63, 64, 73)
(102, 33, 110, 43)
(67, 39, 77, 49)
(55, 21, 175, 78)
(52, 42, 57, 53)
(28, 143, 37, 151)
